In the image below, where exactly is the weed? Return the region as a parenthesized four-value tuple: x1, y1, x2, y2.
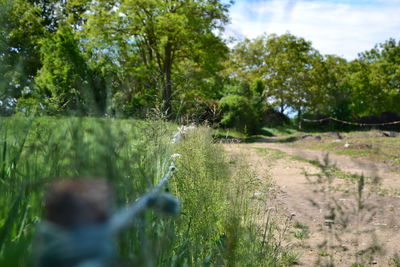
(389, 254, 400, 266)
(319, 251, 330, 257)
(293, 221, 309, 230)
(307, 155, 384, 266)
(294, 229, 309, 240)
(280, 250, 301, 266)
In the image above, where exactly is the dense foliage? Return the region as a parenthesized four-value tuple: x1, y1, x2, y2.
(1, 0, 399, 127)
(228, 34, 400, 129)
(1, 0, 230, 118)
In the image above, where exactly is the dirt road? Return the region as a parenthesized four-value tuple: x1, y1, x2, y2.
(224, 142, 400, 266)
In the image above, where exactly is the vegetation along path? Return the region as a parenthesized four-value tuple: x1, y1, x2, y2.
(224, 141, 400, 266)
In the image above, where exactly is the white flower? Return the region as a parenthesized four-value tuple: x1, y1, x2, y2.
(170, 153, 182, 159)
(170, 124, 196, 143)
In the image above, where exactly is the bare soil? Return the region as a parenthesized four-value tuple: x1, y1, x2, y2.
(223, 142, 400, 266)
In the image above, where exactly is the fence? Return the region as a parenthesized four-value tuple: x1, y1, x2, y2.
(302, 117, 400, 127)
(36, 162, 180, 267)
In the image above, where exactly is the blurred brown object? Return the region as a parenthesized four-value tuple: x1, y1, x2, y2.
(45, 178, 112, 229)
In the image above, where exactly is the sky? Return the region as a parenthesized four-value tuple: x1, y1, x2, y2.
(225, 0, 400, 60)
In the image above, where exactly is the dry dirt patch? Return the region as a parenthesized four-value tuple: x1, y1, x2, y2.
(224, 143, 400, 266)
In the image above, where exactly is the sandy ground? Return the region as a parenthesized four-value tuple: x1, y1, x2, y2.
(223, 142, 400, 267)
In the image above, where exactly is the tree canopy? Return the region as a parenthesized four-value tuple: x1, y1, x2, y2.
(1, 0, 400, 131)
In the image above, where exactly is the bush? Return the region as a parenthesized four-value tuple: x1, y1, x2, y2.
(219, 95, 261, 134)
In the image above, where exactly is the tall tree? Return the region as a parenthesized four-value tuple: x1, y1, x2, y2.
(227, 35, 268, 81)
(349, 39, 400, 116)
(229, 33, 323, 128)
(83, 0, 230, 116)
(263, 34, 321, 118)
(320, 55, 352, 119)
(0, 0, 44, 114)
(34, 23, 110, 115)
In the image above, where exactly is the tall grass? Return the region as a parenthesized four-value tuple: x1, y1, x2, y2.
(0, 115, 294, 266)
(0, 116, 176, 265)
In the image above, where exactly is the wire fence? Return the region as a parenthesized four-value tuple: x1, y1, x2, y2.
(109, 163, 178, 233)
(301, 117, 400, 127)
(36, 162, 179, 267)
(35, 126, 190, 266)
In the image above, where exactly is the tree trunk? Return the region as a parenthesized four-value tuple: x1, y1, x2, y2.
(297, 108, 302, 130)
(162, 42, 173, 116)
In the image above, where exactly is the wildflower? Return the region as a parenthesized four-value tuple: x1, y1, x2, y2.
(171, 124, 196, 144)
(170, 153, 182, 159)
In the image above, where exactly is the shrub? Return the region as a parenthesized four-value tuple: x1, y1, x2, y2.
(219, 94, 261, 134)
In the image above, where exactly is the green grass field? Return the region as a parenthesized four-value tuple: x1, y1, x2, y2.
(0, 116, 296, 266)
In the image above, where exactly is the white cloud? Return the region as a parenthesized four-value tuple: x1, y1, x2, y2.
(225, 0, 400, 59)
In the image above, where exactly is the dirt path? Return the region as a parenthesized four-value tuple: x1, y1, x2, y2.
(223, 143, 400, 266)
(251, 142, 400, 192)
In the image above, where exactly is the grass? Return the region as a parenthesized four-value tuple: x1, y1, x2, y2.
(390, 254, 400, 266)
(293, 221, 310, 240)
(227, 125, 400, 171)
(291, 130, 400, 171)
(212, 128, 247, 140)
(222, 146, 300, 266)
(216, 126, 400, 173)
(0, 116, 177, 265)
(291, 221, 310, 241)
(291, 156, 362, 181)
(254, 147, 287, 162)
(213, 125, 301, 143)
(259, 126, 299, 137)
(0, 115, 298, 266)
(319, 251, 330, 257)
(294, 230, 308, 240)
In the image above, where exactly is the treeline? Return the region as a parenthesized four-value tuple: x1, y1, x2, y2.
(228, 34, 400, 131)
(1, 0, 230, 117)
(1, 0, 400, 132)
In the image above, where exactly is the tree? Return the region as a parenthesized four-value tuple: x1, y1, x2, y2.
(320, 55, 352, 119)
(264, 34, 322, 118)
(229, 33, 324, 128)
(83, 0, 231, 116)
(227, 35, 268, 81)
(0, 0, 45, 114)
(348, 39, 400, 116)
(34, 25, 107, 115)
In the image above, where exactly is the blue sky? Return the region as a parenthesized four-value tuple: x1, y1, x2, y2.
(225, 0, 400, 59)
